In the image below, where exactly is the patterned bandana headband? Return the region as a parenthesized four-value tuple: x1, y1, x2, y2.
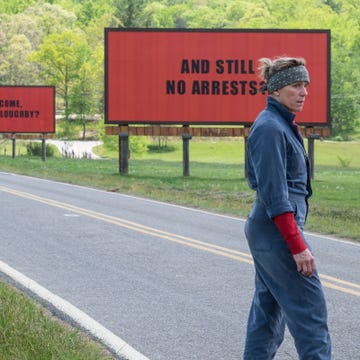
(266, 65, 310, 94)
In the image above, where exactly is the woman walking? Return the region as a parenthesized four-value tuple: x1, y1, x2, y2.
(244, 56, 331, 359)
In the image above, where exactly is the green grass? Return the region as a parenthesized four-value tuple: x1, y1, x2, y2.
(0, 282, 113, 359)
(309, 168, 360, 238)
(314, 140, 360, 168)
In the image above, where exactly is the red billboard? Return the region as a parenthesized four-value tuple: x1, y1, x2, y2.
(105, 29, 330, 126)
(0, 86, 55, 133)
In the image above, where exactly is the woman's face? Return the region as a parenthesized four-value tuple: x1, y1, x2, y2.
(273, 81, 309, 113)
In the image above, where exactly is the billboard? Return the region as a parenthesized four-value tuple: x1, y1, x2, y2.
(105, 29, 330, 126)
(0, 86, 55, 133)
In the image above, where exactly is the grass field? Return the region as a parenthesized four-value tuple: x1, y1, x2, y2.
(0, 281, 113, 359)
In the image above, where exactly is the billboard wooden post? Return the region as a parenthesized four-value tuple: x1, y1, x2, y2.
(307, 133, 320, 179)
(119, 131, 129, 174)
(182, 133, 192, 177)
(244, 136, 248, 179)
(41, 134, 46, 161)
(11, 133, 16, 158)
(244, 126, 251, 178)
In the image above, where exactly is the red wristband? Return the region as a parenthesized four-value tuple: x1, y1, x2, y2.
(273, 212, 307, 254)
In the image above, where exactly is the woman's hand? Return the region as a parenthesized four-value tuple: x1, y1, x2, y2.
(293, 249, 316, 277)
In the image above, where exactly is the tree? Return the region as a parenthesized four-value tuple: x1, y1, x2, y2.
(30, 30, 91, 121)
(319, 0, 360, 137)
(0, 34, 38, 85)
(138, 2, 176, 27)
(24, 2, 77, 38)
(75, 0, 114, 27)
(0, 3, 77, 85)
(83, 13, 121, 116)
(0, 13, 41, 84)
(69, 61, 99, 139)
(0, 0, 36, 14)
(113, 0, 148, 27)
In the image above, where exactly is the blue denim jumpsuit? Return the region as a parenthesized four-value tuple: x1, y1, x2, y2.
(244, 97, 331, 359)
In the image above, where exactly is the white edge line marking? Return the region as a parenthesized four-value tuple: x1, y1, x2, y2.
(0, 259, 149, 360)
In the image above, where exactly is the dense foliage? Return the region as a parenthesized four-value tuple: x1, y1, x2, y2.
(0, 0, 359, 138)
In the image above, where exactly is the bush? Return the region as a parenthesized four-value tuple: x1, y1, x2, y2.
(147, 143, 177, 153)
(129, 136, 148, 156)
(101, 135, 148, 157)
(26, 142, 55, 157)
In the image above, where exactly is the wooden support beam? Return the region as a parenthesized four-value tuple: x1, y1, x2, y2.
(2, 133, 56, 140)
(301, 127, 330, 138)
(105, 126, 254, 137)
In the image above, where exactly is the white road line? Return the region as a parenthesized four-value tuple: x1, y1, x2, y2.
(0, 260, 149, 360)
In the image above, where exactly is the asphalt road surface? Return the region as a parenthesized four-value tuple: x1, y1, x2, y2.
(0, 172, 359, 359)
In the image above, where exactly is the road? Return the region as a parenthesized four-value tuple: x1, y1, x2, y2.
(0, 172, 359, 359)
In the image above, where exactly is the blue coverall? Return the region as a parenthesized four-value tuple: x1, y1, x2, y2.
(244, 97, 331, 359)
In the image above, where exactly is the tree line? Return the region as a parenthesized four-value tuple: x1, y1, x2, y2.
(0, 0, 359, 139)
